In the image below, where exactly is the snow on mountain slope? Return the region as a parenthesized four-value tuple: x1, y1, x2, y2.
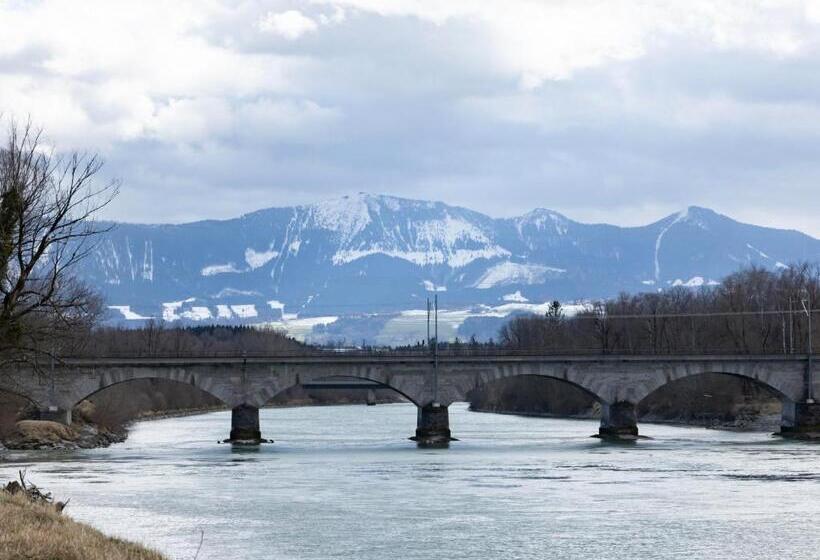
(81, 195, 820, 334)
(472, 262, 565, 289)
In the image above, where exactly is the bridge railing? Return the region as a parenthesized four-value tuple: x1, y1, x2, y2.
(57, 346, 819, 360)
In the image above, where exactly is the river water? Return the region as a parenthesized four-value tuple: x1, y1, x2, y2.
(2, 403, 820, 559)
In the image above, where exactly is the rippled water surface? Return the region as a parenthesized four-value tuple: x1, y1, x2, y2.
(3, 403, 820, 559)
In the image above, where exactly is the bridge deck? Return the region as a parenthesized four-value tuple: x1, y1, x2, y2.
(60, 353, 816, 367)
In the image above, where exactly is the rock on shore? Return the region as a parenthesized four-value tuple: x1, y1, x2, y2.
(2, 419, 126, 450)
(1, 401, 126, 451)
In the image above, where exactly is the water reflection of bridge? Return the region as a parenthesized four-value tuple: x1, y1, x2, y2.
(3, 354, 818, 446)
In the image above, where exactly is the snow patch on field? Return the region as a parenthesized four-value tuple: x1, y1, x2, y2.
(216, 305, 232, 319)
(162, 298, 196, 321)
(473, 262, 565, 289)
(423, 280, 447, 292)
(258, 315, 338, 341)
(182, 306, 212, 321)
(108, 306, 151, 320)
(267, 299, 298, 319)
(502, 291, 528, 302)
(230, 304, 258, 318)
(374, 301, 590, 345)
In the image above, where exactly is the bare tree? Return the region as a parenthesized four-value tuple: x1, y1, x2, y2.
(499, 264, 820, 356)
(0, 120, 118, 368)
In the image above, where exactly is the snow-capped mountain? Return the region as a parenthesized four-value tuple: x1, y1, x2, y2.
(87, 194, 820, 335)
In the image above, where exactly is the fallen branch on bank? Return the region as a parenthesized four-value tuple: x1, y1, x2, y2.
(3, 470, 69, 513)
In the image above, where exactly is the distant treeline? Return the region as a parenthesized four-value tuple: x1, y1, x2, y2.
(500, 264, 820, 355)
(71, 324, 306, 357)
(60, 264, 820, 358)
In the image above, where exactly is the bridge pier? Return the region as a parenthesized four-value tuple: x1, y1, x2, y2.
(779, 401, 820, 438)
(226, 404, 267, 444)
(599, 401, 639, 440)
(37, 407, 72, 425)
(411, 404, 455, 448)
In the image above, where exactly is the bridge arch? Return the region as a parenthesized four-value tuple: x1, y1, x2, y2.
(65, 370, 232, 410)
(630, 363, 798, 406)
(461, 372, 604, 407)
(436, 362, 611, 406)
(255, 373, 421, 408)
(634, 370, 785, 423)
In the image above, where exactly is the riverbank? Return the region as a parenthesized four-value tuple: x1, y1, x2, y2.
(1, 396, 403, 452)
(0, 404, 228, 452)
(0, 482, 166, 560)
(1, 400, 128, 451)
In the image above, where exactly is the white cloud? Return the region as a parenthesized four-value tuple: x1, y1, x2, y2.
(0, 1, 304, 150)
(3, 0, 820, 236)
(320, 0, 820, 87)
(258, 10, 319, 40)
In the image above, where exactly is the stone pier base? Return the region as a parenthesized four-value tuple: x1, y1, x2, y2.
(598, 401, 639, 440)
(37, 407, 72, 425)
(411, 404, 455, 448)
(226, 404, 268, 444)
(779, 401, 820, 438)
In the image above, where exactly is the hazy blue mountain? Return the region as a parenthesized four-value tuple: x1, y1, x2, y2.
(85, 194, 820, 330)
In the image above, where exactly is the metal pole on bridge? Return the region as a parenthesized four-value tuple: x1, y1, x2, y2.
(427, 298, 431, 349)
(802, 291, 814, 403)
(433, 294, 439, 405)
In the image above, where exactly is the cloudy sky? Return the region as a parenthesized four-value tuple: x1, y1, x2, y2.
(2, 1, 820, 235)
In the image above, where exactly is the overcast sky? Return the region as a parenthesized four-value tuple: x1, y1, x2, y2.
(2, 1, 820, 235)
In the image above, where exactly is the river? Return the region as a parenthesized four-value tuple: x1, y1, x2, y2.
(2, 402, 820, 559)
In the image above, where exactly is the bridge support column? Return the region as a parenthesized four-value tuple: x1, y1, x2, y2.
(780, 401, 820, 438)
(227, 404, 267, 444)
(599, 401, 639, 440)
(411, 404, 455, 448)
(38, 407, 72, 425)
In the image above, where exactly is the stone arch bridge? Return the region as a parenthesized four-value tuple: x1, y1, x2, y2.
(2, 354, 818, 445)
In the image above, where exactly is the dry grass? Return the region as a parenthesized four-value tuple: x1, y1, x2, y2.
(13, 420, 78, 443)
(0, 491, 166, 560)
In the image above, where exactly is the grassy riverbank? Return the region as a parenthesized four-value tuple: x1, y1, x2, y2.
(0, 491, 165, 560)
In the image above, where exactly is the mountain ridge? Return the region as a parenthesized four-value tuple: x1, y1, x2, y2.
(82, 193, 820, 342)
(100, 196, 813, 242)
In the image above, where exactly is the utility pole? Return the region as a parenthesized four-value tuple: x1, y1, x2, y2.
(426, 297, 431, 348)
(433, 294, 439, 405)
(789, 298, 795, 354)
(802, 290, 814, 403)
